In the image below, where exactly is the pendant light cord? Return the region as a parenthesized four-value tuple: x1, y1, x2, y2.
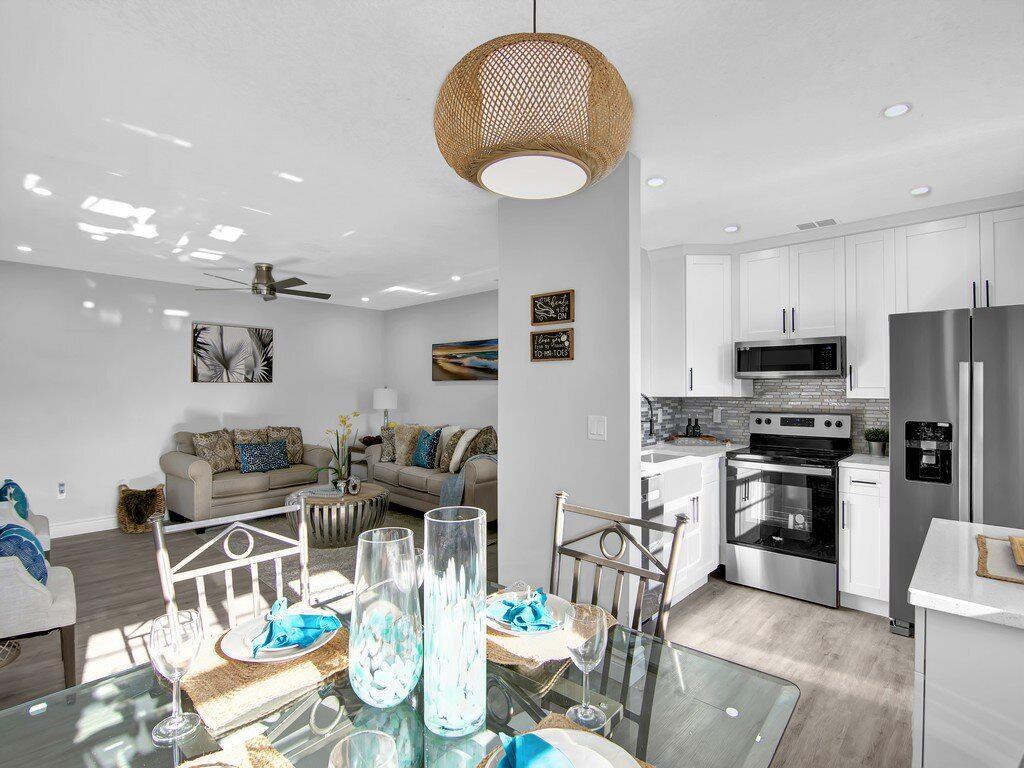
(532, 0, 537, 33)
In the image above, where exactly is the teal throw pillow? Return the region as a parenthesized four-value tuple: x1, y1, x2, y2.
(0, 478, 29, 519)
(0, 524, 47, 584)
(412, 428, 442, 469)
(239, 440, 290, 474)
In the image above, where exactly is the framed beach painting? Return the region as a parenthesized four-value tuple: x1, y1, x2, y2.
(191, 322, 274, 383)
(431, 338, 499, 381)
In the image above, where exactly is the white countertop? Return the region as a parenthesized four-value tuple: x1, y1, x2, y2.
(908, 518, 1024, 629)
(640, 442, 737, 478)
(838, 453, 890, 471)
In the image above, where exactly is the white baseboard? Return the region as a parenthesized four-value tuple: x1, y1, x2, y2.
(51, 515, 118, 539)
(670, 574, 710, 607)
(840, 591, 889, 617)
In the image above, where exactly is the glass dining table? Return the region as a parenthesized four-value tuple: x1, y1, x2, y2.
(0, 585, 798, 768)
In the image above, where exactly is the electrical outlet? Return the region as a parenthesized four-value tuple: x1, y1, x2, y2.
(713, 407, 723, 424)
(57, 481, 67, 499)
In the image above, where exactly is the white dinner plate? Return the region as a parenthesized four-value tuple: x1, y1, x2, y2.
(219, 608, 338, 664)
(484, 728, 637, 768)
(485, 592, 571, 637)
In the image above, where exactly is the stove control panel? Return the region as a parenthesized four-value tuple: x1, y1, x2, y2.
(749, 411, 851, 439)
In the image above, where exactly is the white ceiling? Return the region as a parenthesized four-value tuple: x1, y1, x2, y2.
(2, 1, 1022, 309)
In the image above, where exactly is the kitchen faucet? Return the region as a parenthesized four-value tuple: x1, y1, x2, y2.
(641, 393, 655, 437)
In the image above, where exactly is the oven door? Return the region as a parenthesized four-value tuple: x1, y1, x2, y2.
(726, 459, 837, 564)
(734, 337, 845, 378)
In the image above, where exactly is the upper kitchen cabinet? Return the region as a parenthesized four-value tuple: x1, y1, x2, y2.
(894, 215, 981, 312)
(685, 255, 734, 396)
(980, 206, 1024, 307)
(647, 251, 687, 396)
(788, 238, 846, 337)
(738, 247, 789, 340)
(845, 230, 895, 399)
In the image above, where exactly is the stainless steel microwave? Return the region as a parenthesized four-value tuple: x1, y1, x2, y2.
(734, 336, 846, 379)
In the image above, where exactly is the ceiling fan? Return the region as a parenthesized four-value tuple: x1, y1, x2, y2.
(195, 262, 332, 301)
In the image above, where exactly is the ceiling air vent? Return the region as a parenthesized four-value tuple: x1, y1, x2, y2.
(815, 218, 838, 227)
(796, 222, 818, 231)
(796, 218, 839, 231)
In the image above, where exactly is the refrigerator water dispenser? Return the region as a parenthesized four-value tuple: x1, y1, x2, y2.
(904, 421, 952, 484)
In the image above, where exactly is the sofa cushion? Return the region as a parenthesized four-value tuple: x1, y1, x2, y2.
(174, 431, 197, 455)
(438, 428, 466, 473)
(233, 428, 269, 463)
(426, 471, 454, 496)
(398, 466, 444, 493)
(268, 426, 304, 464)
(212, 470, 270, 498)
(268, 463, 319, 490)
(192, 429, 237, 473)
(372, 462, 401, 486)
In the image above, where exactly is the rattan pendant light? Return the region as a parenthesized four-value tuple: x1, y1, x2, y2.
(434, 2, 633, 200)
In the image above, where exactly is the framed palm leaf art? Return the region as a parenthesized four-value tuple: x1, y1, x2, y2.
(191, 322, 273, 383)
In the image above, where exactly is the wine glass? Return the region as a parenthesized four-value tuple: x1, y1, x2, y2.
(564, 604, 609, 730)
(148, 609, 204, 744)
(329, 729, 399, 768)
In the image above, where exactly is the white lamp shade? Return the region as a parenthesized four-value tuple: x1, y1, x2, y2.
(373, 388, 398, 411)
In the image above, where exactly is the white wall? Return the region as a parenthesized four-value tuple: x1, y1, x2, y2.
(381, 291, 498, 429)
(0, 261, 385, 537)
(496, 155, 642, 588)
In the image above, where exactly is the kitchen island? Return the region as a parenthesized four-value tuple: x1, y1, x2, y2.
(908, 518, 1024, 767)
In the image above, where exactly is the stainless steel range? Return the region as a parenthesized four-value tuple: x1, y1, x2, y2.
(724, 411, 852, 607)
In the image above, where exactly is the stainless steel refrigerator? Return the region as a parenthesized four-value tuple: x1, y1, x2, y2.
(889, 305, 1024, 635)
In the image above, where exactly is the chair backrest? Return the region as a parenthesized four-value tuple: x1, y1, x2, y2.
(150, 505, 310, 631)
(549, 490, 687, 639)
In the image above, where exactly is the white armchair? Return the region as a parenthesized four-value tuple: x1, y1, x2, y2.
(0, 501, 49, 552)
(0, 557, 77, 687)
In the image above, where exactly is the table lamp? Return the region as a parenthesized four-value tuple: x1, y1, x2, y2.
(373, 387, 398, 426)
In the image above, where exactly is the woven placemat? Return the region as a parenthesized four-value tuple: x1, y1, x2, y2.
(180, 735, 294, 768)
(486, 595, 616, 669)
(475, 713, 652, 768)
(976, 535, 1024, 585)
(182, 628, 349, 736)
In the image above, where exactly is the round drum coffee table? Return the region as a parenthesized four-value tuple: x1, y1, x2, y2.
(286, 483, 390, 548)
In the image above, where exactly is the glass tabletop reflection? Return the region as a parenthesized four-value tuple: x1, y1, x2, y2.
(0, 586, 798, 768)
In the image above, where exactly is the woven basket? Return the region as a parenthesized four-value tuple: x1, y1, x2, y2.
(435, 33, 632, 191)
(117, 483, 164, 534)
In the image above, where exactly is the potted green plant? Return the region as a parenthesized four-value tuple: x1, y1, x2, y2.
(864, 427, 889, 457)
(319, 411, 360, 489)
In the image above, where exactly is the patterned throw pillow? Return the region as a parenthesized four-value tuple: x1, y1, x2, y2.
(449, 428, 480, 473)
(0, 478, 29, 519)
(438, 429, 466, 473)
(434, 425, 460, 468)
(268, 426, 303, 464)
(380, 426, 397, 463)
(0, 524, 47, 585)
(412, 428, 442, 469)
(394, 424, 426, 467)
(233, 428, 269, 463)
(192, 430, 237, 473)
(466, 425, 498, 457)
(239, 440, 290, 474)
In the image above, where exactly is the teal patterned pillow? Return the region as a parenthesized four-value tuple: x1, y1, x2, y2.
(239, 440, 290, 474)
(0, 524, 47, 584)
(412, 428, 442, 469)
(1, 478, 29, 519)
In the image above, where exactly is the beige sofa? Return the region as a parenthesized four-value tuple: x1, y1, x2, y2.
(160, 431, 332, 522)
(364, 443, 497, 523)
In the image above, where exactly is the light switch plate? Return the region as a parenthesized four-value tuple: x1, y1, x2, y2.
(587, 415, 608, 441)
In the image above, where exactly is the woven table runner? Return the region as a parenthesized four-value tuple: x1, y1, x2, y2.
(976, 535, 1024, 585)
(179, 735, 294, 768)
(182, 629, 349, 736)
(475, 713, 652, 768)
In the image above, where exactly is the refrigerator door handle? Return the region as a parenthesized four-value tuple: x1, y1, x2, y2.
(972, 361, 984, 524)
(958, 361, 971, 522)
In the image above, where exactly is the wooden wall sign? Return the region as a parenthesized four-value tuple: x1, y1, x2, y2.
(531, 328, 574, 361)
(531, 289, 575, 326)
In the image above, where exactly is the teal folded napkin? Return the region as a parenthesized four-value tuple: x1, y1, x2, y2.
(250, 598, 341, 658)
(487, 588, 557, 632)
(498, 733, 572, 768)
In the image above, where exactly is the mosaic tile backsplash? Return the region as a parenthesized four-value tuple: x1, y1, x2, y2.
(642, 378, 889, 454)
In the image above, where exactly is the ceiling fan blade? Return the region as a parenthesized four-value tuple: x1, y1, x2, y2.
(269, 276, 306, 290)
(277, 288, 332, 300)
(203, 272, 249, 285)
(195, 287, 250, 291)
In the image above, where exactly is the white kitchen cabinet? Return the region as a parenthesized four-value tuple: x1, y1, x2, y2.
(845, 229, 896, 399)
(684, 254, 734, 396)
(738, 247, 789, 340)
(647, 252, 687, 396)
(839, 466, 889, 609)
(670, 456, 722, 605)
(895, 215, 981, 312)
(980, 206, 1024, 308)
(788, 238, 845, 337)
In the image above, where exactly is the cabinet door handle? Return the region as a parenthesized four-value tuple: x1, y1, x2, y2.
(851, 479, 877, 486)
(782, 308, 787, 334)
(692, 496, 700, 524)
(689, 367, 693, 391)
(791, 307, 796, 334)
(986, 279, 991, 307)
(972, 281, 977, 309)
(841, 499, 846, 529)
(848, 364, 853, 391)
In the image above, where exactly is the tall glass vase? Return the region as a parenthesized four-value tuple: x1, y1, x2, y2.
(423, 506, 487, 737)
(349, 527, 423, 708)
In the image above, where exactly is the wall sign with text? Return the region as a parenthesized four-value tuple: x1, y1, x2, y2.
(531, 328, 574, 361)
(530, 289, 575, 326)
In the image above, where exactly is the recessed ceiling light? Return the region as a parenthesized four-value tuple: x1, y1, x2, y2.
(451, 275, 462, 281)
(31, 187, 52, 196)
(16, 245, 32, 253)
(882, 102, 912, 118)
(23, 174, 40, 190)
(82, 300, 95, 309)
(723, 224, 740, 233)
(910, 185, 931, 196)
(342, 230, 356, 238)
(91, 234, 109, 241)
(646, 177, 666, 188)
(163, 309, 190, 317)
(209, 225, 244, 243)
(189, 250, 223, 261)
(383, 285, 431, 295)
(274, 171, 304, 183)
(361, 296, 370, 302)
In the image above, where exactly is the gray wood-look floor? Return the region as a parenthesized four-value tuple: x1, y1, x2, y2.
(2, 525, 913, 767)
(665, 576, 915, 768)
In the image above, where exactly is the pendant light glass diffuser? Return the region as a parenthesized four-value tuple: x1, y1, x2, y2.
(434, 33, 633, 199)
